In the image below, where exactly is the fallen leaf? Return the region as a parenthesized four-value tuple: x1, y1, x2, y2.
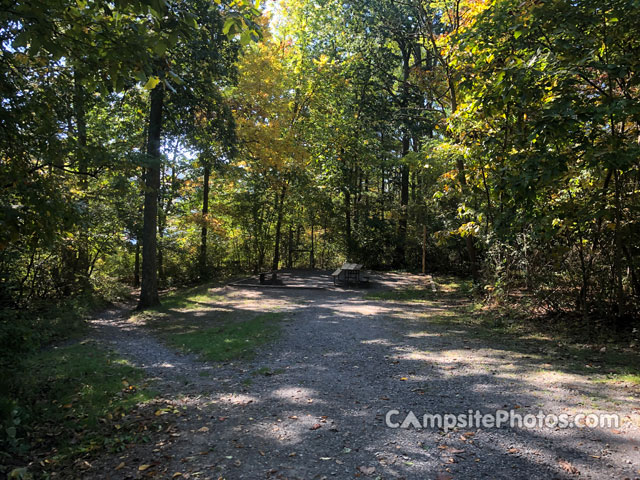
(559, 459, 579, 475)
(198, 426, 209, 433)
(358, 466, 376, 475)
(310, 424, 322, 430)
(507, 448, 519, 454)
(172, 473, 183, 478)
(400, 377, 408, 381)
(115, 462, 125, 470)
(138, 464, 151, 471)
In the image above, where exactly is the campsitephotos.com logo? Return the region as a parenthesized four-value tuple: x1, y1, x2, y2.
(385, 409, 620, 431)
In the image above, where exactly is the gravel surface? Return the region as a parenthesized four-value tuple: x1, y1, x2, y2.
(87, 275, 640, 480)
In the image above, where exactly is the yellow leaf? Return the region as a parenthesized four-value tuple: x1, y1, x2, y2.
(172, 473, 183, 478)
(138, 464, 151, 471)
(400, 377, 408, 381)
(143, 76, 160, 90)
(115, 462, 125, 470)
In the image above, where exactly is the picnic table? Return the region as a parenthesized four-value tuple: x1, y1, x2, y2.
(332, 262, 365, 286)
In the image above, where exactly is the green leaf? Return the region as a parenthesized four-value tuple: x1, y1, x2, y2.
(13, 31, 29, 48)
(152, 40, 167, 56)
(223, 17, 236, 36)
(240, 30, 251, 46)
(167, 70, 184, 85)
(134, 70, 148, 84)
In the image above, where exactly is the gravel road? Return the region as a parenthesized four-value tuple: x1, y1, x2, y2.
(87, 276, 640, 480)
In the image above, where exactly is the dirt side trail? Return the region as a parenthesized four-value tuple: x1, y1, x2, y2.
(87, 277, 640, 480)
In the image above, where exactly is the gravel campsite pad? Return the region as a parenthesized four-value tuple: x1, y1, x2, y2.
(88, 273, 640, 480)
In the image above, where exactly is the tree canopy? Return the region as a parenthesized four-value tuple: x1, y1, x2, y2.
(2, 0, 640, 320)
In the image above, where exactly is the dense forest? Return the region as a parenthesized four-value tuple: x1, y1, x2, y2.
(2, 0, 640, 318)
(2, 0, 640, 477)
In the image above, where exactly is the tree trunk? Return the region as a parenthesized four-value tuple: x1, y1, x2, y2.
(613, 170, 625, 315)
(394, 42, 411, 268)
(134, 241, 141, 288)
(200, 161, 210, 280)
(396, 135, 410, 268)
(138, 82, 164, 309)
(344, 188, 352, 260)
(450, 79, 479, 281)
(422, 225, 427, 274)
(310, 220, 315, 268)
(271, 184, 287, 278)
(73, 71, 90, 288)
(287, 225, 293, 268)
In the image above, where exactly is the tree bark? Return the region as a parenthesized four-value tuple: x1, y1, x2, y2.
(394, 42, 411, 268)
(396, 136, 410, 267)
(138, 82, 164, 309)
(344, 188, 352, 260)
(287, 225, 293, 268)
(134, 241, 140, 288)
(271, 184, 287, 278)
(310, 220, 315, 268)
(422, 225, 427, 274)
(73, 71, 90, 288)
(200, 161, 210, 280)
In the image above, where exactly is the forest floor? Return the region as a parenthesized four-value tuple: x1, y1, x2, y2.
(79, 272, 639, 480)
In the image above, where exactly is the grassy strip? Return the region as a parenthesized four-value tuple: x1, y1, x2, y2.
(1, 342, 154, 474)
(153, 284, 227, 311)
(132, 283, 285, 363)
(426, 308, 640, 384)
(365, 275, 473, 303)
(365, 286, 436, 302)
(165, 312, 284, 362)
(372, 275, 640, 385)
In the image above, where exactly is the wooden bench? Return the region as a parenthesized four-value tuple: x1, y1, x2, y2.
(332, 263, 366, 286)
(331, 268, 343, 285)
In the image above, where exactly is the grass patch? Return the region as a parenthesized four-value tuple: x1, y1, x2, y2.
(594, 373, 640, 385)
(155, 284, 226, 311)
(166, 312, 284, 362)
(420, 307, 640, 383)
(390, 275, 640, 387)
(365, 275, 473, 303)
(1, 341, 154, 473)
(365, 286, 436, 302)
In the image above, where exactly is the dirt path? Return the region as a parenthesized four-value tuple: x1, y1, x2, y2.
(88, 279, 640, 480)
